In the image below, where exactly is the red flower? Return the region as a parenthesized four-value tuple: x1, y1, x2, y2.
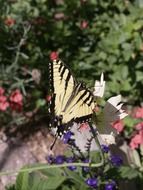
(4, 18, 16, 27)
(0, 87, 5, 95)
(9, 89, 23, 112)
(10, 102, 23, 112)
(111, 120, 124, 132)
(132, 107, 143, 119)
(80, 20, 88, 29)
(50, 51, 59, 61)
(46, 95, 52, 102)
(0, 95, 9, 111)
(129, 131, 143, 149)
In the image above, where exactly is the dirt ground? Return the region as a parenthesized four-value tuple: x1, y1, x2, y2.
(0, 124, 67, 190)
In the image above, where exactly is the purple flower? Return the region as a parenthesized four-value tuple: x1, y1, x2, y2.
(105, 181, 116, 190)
(46, 155, 54, 164)
(82, 158, 90, 172)
(85, 177, 98, 188)
(66, 157, 77, 171)
(101, 144, 109, 153)
(62, 131, 73, 144)
(110, 155, 123, 167)
(55, 155, 65, 164)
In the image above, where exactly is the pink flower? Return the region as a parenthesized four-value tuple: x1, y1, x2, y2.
(0, 101, 9, 111)
(50, 51, 59, 61)
(129, 131, 143, 149)
(80, 20, 88, 29)
(9, 89, 23, 112)
(135, 122, 143, 130)
(133, 107, 143, 119)
(46, 95, 52, 102)
(4, 18, 16, 27)
(0, 87, 5, 95)
(79, 122, 89, 132)
(0, 95, 9, 111)
(9, 89, 23, 103)
(111, 120, 124, 132)
(0, 95, 7, 102)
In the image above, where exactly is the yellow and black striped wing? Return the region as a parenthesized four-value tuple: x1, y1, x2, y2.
(49, 60, 95, 125)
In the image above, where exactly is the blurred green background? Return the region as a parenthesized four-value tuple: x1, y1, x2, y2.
(0, 0, 143, 105)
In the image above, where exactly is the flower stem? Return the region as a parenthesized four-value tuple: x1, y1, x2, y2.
(6, 25, 31, 73)
(89, 123, 105, 165)
(0, 161, 103, 177)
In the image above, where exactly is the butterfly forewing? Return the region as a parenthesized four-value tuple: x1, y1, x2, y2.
(52, 60, 75, 116)
(63, 89, 95, 123)
(49, 59, 96, 129)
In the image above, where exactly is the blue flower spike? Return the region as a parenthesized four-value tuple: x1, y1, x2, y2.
(82, 158, 90, 172)
(101, 144, 109, 153)
(105, 181, 116, 190)
(85, 177, 98, 188)
(66, 157, 77, 171)
(55, 155, 65, 164)
(62, 131, 73, 144)
(46, 155, 54, 164)
(110, 155, 123, 167)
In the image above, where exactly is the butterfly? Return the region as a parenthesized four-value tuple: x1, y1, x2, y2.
(48, 60, 96, 144)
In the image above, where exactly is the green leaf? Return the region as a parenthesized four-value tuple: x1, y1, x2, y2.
(39, 167, 64, 177)
(140, 144, 143, 156)
(6, 185, 16, 190)
(36, 99, 46, 108)
(119, 166, 139, 179)
(131, 149, 142, 167)
(31, 176, 66, 190)
(15, 169, 30, 190)
(93, 111, 105, 132)
(98, 51, 107, 60)
(20, 52, 29, 59)
(29, 172, 42, 190)
(90, 151, 101, 163)
(121, 80, 132, 91)
(15, 165, 67, 190)
(124, 116, 139, 128)
(64, 168, 85, 186)
(136, 71, 143, 82)
(136, 0, 143, 8)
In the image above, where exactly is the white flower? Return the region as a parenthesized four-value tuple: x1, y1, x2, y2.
(98, 133, 116, 145)
(70, 123, 115, 153)
(93, 73, 105, 98)
(97, 95, 128, 135)
(104, 95, 128, 125)
(70, 123, 99, 152)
